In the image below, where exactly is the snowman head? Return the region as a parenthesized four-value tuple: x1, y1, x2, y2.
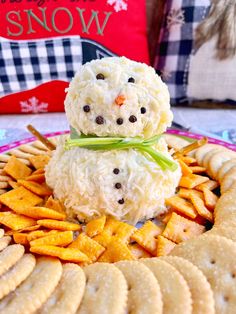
(65, 57, 173, 138)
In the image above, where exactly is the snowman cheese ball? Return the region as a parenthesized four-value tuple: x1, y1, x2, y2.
(45, 57, 181, 224)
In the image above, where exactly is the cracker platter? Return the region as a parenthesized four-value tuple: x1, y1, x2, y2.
(0, 57, 236, 314)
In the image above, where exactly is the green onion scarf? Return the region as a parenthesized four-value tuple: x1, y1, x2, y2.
(64, 131, 178, 172)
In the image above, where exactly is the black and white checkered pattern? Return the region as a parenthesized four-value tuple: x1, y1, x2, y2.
(154, 0, 210, 105)
(0, 36, 82, 96)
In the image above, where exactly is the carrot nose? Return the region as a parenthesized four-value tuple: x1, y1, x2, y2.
(115, 95, 126, 106)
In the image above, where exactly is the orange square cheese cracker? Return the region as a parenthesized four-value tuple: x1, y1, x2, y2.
(26, 173, 45, 183)
(45, 196, 65, 214)
(177, 188, 191, 199)
(179, 156, 197, 165)
(92, 218, 136, 248)
(165, 195, 198, 219)
(37, 219, 81, 231)
(18, 180, 52, 197)
(98, 238, 135, 263)
(26, 230, 57, 242)
(32, 168, 45, 175)
(161, 212, 172, 224)
(128, 243, 152, 259)
(162, 212, 205, 244)
(4, 229, 17, 236)
(189, 166, 206, 174)
(27, 230, 51, 242)
(178, 159, 193, 176)
(0, 186, 42, 212)
(0, 211, 36, 230)
(156, 235, 176, 257)
(8, 181, 20, 189)
(103, 217, 136, 243)
(29, 155, 50, 170)
(0, 205, 12, 212)
(195, 180, 219, 191)
(202, 188, 218, 211)
(13, 233, 29, 245)
(178, 188, 203, 200)
(190, 215, 208, 226)
(30, 245, 89, 263)
(6, 224, 41, 236)
(18, 225, 40, 233)
(85, 216, 106, 238)
(4, 156, 32, 180)
(30, 230, 73, 247)
(190, 194, 213, 222)
(68, 233, 105, 263)
(93, 231, 112, 248)
(14, 206, 66, 220)
(130, 221, 162, 255)
(179, 174, 209, 189)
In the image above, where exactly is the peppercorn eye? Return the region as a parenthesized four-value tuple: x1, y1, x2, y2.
(96, 73, 105, 80)
(128, 77, 135, 83)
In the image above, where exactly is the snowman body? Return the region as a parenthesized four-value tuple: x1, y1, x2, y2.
(45, 57, 181, 224)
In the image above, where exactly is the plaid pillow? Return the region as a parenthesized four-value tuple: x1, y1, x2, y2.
(0, 37, 82, 97)
(155, 0, 236, 107)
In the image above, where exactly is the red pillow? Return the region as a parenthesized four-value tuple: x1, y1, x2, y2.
(0, 0, 149, 113)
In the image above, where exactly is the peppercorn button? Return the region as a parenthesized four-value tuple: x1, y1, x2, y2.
(116, 118, 123, 125)
(83, 105, 90, 113)
(95, 116, 104, 124)
(118, 198, 124, 204)
(115, 183, 122, 189)
(96, 73, 105, 80)
(140, 107, 146, 114)
(129, 115, 137, 123)
(113, 168, 120, 174)
(128, 77, 135, 83)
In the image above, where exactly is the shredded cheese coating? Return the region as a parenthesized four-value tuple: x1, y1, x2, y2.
(46, 138, 181, 224)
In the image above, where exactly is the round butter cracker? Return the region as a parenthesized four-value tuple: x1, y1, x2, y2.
(0, 236, 11, 252)
(39, 263, 85, 314)
(207, 221, 236, 242)
(202, 148, 227, 170)
(0, 244, 24, 277)
(0, 230, 4, 240)
(221, 169, 236, 194)
(208, 151, 236, 180)
(195, 144, 226, 166)
(77, 263, 127, 314)
(218, 159, 236, 183)
(141, 258, 192, 314)
(164, 134, 190, 151)
(0, 254, 36, 301)
(208, 186, 236, 242)
(0, 257, 62, 314)
(160, 256, 215, 314)
(213, 186, 236, 225)
(115, 260, 163, 314)
(171, 234, 236, 314)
